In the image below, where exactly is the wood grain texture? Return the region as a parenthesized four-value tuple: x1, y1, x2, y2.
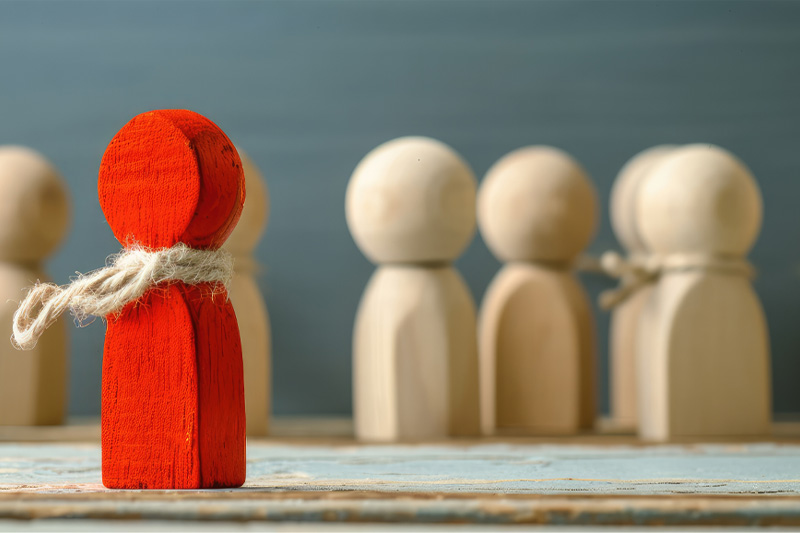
(2, 442, 800, 526)
(0, 147, 70, 426)
(98, 110, 246, 488)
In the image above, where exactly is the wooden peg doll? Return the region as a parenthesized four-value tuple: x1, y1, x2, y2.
(224, 147, 271, 436)
(606, 145, 676, 431)
(347, 136, 481, 442)
(478, 146, 598, 435)
(0, 146, 70, 425)
(635, 144, 771, 441)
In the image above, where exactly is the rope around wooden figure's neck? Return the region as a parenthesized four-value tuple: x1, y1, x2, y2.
(506, 256, 596, 271)
(11, 243, 234, 351)
(596, 251, 755, 310)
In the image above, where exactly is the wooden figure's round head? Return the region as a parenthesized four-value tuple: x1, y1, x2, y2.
(478, 146, 597, 263)
(0, 146, 70, 262)
(98, 110, 245, 250)
(224, 147, 269, 256)
(637, 144, 762, 257)
(610, 145, 676, 254)
(346, 136, 477, 264)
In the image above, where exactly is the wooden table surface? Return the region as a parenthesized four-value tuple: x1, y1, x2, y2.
(1, 418, 800, 529)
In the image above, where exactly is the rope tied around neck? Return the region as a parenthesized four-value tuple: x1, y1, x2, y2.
(11, 243, 234, 351)
(597, 251, 754, 310)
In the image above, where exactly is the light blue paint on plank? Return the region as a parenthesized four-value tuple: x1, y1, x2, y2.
(1, 442, 799, 495)
(2, 443, 800, 525)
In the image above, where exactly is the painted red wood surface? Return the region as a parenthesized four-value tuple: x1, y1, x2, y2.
(98, 110, 246, 489)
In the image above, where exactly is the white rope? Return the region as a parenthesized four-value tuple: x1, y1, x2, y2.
(596, 251, 754, 310)
(11, 243, 234, 350)
(596, 252, 660, 309)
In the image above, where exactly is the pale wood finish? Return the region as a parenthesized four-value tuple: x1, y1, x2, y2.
(607, 146, 675, 430)
(346, 137, 476, 264)
(353, 266, 480, 441)
(609, 146, 677, 254)
(225, 147, 271, 436)
(637, 145, 762, 257)
(479, 264, 594, 434)
(607, 285, 650, 430)
(0, 146, 70, 425)
(478, 146, 598, 435)
(347, 137, 480, 442)
(566, 266, 597, 431)
(635, 144, 771, 441)
(228, 275, 270, 436)
(477, 146, 596, 263)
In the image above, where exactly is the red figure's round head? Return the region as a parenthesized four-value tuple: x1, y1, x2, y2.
(99, 109, 245, 250)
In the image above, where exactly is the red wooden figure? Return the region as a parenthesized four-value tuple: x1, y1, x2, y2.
(98, 109, 246, 489)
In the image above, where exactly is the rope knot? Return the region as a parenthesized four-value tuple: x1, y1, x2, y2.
(597, 251, 754, 310)
(11, 243, 234, 351)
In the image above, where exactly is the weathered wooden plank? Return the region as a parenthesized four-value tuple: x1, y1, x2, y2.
(2, 493, 800, 527)
(4, 442, 800, 496)
(0, 442, 799, 525)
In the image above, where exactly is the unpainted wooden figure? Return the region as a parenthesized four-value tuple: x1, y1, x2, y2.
(224, 147, 271, 436)
(0, 146, 70, 426)
(606, 145, 676, 432)
(478, 146, 598, 435)
(635, 144, 771, 441)
(347, 136, 481, 442)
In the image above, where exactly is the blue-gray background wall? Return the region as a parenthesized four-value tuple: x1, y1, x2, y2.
(1, 0, 799, 417)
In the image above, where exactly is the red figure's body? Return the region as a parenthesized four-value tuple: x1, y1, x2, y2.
(98, 110, 246, 489)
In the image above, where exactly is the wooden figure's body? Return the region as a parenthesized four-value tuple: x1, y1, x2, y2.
(103, 284, 245, 488)
(347, 137, 480, 442)
(0, 146, 69, 425)
(634, 144, 771, 441)
(637, 271, 770, 440)
(479, 263, 593, 434)
(354, 265, 479, 441)
(607, 146, 675, 431)
(225, 148, 271, 437)
(98, 110, 246, 488)
(477, 146, 598, 435)
(0, 264, 67, 425)
(608, 278, 651, 429)
(228, 270, 270, 437)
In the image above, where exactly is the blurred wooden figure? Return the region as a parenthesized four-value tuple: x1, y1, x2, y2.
(224, 147, 271, 436)
(0, 146, 70, 425)
(478, 146, 598, 435)
(604, 145, 676, 432)
(347, 136, 481, 442)
(635, 144, 771, 441)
